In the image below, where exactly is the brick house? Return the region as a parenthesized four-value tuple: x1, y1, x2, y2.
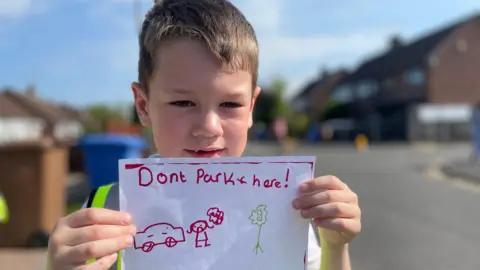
(292, 69, 350, 120)
(0, 86, 86, 145)
(322, 12, 480, 141)
(0, 86, 88, 247)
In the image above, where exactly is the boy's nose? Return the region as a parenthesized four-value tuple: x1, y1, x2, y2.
(192, 111, 223, 138)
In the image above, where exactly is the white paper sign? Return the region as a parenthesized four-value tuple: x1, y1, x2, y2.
(118, 156, 316, 270)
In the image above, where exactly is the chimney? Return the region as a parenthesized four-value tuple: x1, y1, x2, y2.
(26, 84, 36, 99)
(320, 66, 329, 79)
(389, 35, 403, 49)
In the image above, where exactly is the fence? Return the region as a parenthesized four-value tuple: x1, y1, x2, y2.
(105, 121, 144, 135)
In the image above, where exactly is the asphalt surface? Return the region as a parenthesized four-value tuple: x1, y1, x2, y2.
(247, 142, 480, 270)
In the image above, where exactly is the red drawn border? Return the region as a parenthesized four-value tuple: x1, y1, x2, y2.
(125, 161, 314, 171)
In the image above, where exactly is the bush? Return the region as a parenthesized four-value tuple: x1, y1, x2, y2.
(288, 112, 310, 138)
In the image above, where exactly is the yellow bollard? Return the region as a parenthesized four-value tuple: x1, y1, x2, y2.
(282, 136, 296, 154)
(355, 134, 369, 151)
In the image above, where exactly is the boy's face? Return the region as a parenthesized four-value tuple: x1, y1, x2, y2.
(132, 40, 260, 158)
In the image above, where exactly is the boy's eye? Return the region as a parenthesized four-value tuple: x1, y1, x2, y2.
(169, 100, 195, 107)
(220, 102, 242, 108)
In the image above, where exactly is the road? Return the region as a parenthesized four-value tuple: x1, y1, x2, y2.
(248, 142, 480, 270)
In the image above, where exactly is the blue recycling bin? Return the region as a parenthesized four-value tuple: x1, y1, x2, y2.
(79, 134, 147, 189)
(307, 124, 320, 143)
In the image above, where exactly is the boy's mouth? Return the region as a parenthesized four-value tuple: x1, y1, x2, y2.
(185, 148, 225, 158)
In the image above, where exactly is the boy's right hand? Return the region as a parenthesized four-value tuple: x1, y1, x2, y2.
(48, 208, 136, 270)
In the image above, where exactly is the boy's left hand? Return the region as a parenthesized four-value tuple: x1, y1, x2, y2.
(293, 175, 361, 248)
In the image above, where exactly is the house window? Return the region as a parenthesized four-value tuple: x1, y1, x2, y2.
(404, 68, 425, 86)
(0, 118, 44, 144)
(54, 121, 84, 140)
(331, 85, 353, 103)
(357, 80, 379, 98)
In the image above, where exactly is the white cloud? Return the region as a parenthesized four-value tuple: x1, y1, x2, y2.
(262, 30, 398, 96)
(78, 0, 397, 96)
(0, 0, 48, 18)
(81, 1, 141, 73)
(260, 32, 392, 68)
(0, 0, 32, 17)
(233, 0, 394, 95)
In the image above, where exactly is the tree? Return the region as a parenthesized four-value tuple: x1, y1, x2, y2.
(84, 104, 128, 133)
(288, 112, 310, 138)
(249, 204, 268, 255)
(269, 77, 289, 118)
(253, 90, 275, 124)
(253, 76, 289, 125)
(132, 104, 141, 124)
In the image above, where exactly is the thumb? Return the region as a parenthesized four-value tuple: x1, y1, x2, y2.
(75, 253, 118, 270)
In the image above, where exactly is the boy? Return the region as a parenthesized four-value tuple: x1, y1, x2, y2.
(47, 0, 361, 269)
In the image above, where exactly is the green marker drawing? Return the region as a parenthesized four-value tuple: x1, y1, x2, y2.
(249, 204, 268, 255)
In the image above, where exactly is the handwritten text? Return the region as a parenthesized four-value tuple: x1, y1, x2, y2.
(137, 167, 290, 189)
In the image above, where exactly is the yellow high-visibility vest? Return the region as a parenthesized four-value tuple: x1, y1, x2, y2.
(86, 184, 121, 270)
(47, 184, 119, 270)
(0, 192, 9, 224)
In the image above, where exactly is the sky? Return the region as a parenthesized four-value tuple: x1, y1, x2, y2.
(0, 0, 479, 107)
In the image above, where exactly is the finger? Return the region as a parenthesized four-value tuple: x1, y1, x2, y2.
(299, 175, 346, 193)
(65, 235, 133, 263)
(293, 190, 357, 210)
(63, 224, 137, 246)
(300, 202, 360, 219)
(314, 218, 362, 235)
(67, 208, 132, 228)
(74, 252, 118, 270)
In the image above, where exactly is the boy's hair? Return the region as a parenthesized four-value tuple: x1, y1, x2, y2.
(138, 0, 259, 94)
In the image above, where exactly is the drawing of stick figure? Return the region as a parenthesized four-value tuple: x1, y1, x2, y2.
(186, 220, 214, 248)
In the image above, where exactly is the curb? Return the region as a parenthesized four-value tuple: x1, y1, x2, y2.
(440, 164, 480, 185)
(423, 163, 480, 194)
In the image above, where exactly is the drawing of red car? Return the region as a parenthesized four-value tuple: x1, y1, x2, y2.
(134, 222, 186, 252)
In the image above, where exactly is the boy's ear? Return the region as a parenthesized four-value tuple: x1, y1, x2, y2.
(131, 82, 152, 127)
(248, 86, 261, 129)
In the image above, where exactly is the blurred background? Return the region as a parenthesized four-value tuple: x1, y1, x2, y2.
(1, 0, 480, 269)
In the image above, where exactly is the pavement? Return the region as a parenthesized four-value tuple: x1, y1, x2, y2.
(441, 157, 480, 184)
(2, 142, 480, 270)
(0, 249, 47, 270)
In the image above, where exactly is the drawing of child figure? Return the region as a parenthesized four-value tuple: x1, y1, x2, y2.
(186, 220, 213, 248)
